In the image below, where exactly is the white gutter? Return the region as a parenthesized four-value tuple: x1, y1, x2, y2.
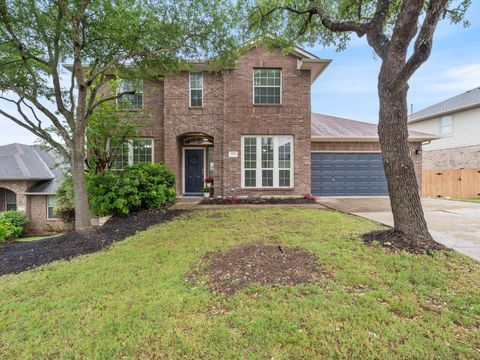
(311, 135, 439, 142)
(408, 103, 480, 124)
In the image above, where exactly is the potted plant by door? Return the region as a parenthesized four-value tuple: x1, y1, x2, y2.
(202, 187, 211, 198)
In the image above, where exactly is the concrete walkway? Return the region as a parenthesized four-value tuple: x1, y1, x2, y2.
(317, 197, 480, 262)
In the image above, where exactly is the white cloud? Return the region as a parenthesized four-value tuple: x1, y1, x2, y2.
(423, 63, 480, 93)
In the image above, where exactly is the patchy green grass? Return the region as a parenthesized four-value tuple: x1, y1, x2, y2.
(0, 208, 479, 359)
(458, 198, 480, 203)
(18, 234, 63, 242)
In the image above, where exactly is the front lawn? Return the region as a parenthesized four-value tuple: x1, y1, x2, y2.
(0, 209, 479, 359)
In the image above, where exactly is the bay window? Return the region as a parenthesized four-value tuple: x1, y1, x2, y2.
(242, 136, 293, 188)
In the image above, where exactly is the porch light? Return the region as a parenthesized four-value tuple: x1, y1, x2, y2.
(183, 136, 213, 146)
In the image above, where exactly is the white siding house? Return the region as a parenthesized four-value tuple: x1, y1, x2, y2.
(408, 88, 480, 170)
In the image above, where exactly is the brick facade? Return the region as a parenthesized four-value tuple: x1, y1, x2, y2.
(0, 181, 67, 234)
(311, 141, 424, 193)
(422, 145, 480, 170)
(27, 195, 67, 234)
(136, 46, 312, 196)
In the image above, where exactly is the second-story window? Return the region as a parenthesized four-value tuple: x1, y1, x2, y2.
(253, 69, 281, 105)
(440, 115, 453, 136)
(189, 72, 203, 107)
(117, 79, 143, 110)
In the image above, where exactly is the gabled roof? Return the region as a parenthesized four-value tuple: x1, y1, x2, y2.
(311, 113, 438, 142)
(0, 144, 54, 180)
(0, 143, 65, 194)
(409, 87, 480, 123)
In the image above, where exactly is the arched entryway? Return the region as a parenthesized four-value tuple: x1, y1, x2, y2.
(0, 188, 17, 212)
(178, 133, 214, 195)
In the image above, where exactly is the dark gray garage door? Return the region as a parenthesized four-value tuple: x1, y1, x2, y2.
(311, 152, 388, 196)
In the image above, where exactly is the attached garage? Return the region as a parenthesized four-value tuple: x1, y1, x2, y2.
(310, 113, 438, 197)
(311, 152, 388, 196)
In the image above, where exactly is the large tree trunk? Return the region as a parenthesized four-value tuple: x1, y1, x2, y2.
(377, 70, 433, 243)
(71, 131, 91, 232)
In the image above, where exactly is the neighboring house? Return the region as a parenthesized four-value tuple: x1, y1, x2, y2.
(109, 44, 436, 197)
(408, 87, 480, 170)
(0, 143, 66, 234)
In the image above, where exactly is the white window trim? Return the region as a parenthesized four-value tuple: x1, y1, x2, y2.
(439, 115, 453, 137)
(241, 135, 294, 189)
(252, 69, 282, 105)
(46, 195, 58, 220)
(111, 138, 154, 170)
(189, 72, 204, 107)
(116, 79, 144, 110)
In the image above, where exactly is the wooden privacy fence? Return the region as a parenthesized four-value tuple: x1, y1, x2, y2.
(422, 168, 480, 199)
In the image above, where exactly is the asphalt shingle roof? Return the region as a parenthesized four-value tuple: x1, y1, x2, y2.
(311, 113, 438, 140)
(409, 87, 480, 122)
(0, 143, 65, 194)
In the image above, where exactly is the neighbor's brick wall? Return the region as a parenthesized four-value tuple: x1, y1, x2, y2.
(0, 181, 67, 233)
(311, 141, 424, 193)
(0, 181, 30, 213)
(422, 145, 480, 170)
(27, 195, 66, 234)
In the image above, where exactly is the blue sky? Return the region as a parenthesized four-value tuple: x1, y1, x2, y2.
(310, 1, 480, 123)
(1, 3, 479, 145)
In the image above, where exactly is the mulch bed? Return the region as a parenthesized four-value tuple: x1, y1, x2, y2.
(362, 229, 448, 255)
(200, 196, 316, 205)
(0, 208, 184, 276)
(187, 243, 327, 295)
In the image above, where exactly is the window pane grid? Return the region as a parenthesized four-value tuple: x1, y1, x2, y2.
(110, 139, 153, 171)
(132, 139, 153, 164)
(243, 136, 292, 188)
(111, 143, 129, 171)
(117, 79, 143, 109)
(253, 69, 281, 104)
(47, 195, 57, 219)
(190, 72, 203, 107)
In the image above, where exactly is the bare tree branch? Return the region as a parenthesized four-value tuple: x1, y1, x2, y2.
(0, 97, 69, 159)
(390, 0, 449, 91)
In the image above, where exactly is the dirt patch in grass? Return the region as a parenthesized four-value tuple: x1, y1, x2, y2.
(0, 208, 184, 276)
(188, 243, 327, 295)
(362, 229, 447, 255)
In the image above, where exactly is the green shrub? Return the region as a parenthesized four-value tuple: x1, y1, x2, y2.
(87, 163, 176, 216)
(0, 217, 23, 242)
(55, 175, 76, 223)
(0, 220, 7, 243)
(0, 211, 27, 242)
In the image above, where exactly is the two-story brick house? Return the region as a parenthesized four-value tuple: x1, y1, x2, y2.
(113, 44, 435, 197)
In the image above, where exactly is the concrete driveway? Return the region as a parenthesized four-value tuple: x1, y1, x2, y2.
(317, 197, 480, 261)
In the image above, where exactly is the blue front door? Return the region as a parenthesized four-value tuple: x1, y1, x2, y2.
(184, 149, 204, 193)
